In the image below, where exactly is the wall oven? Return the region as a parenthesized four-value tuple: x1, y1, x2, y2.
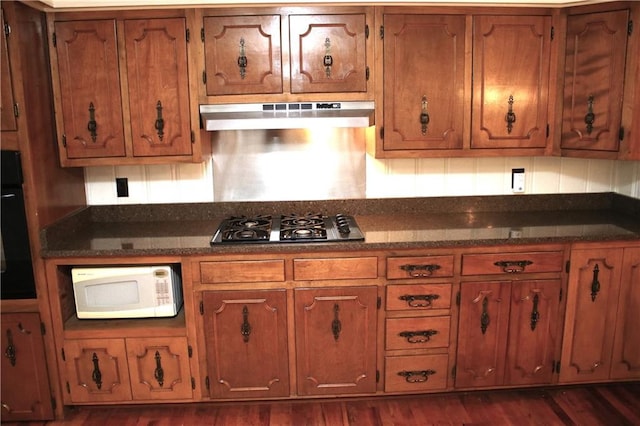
(1, 150, 36, 299)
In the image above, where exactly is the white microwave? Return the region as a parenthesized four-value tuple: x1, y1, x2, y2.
(71, 265, 183, 319)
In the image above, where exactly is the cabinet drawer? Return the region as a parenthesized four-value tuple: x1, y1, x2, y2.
(385, 354, 448, 392)
(386, 284, 452, 311)
(293, 257, 377, 281)
(387, 255, 454, 279)
(199, 260, 285, 283)
(385, 316, 450, 350)
(461, 251, 563, 275)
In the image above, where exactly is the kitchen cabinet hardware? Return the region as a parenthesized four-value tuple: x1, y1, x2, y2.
(397, 369, 436, 383)
(154, 100, 164, 141)
(398, 329, 438, 344)
(91, 353, 102, 390)
(87, 102, 97, 143)
(420, 95, 430, 135)
(237, 37, 247, 79)
(323, 37, 333, 78)
(493, 260, 533, 273)
(480, 296, 490, 335)
(332, 303, 342, 341)
(241, 305, 252, 342)
(399, 294, 440, 308)
(585, 95, 595, 135)
(400, 263, 441, 278)
(505, 95, 516, 134)
(530, 294, 540, 331)
(153, 351, 164, 387)
(590, 264, 600, 302)
(4, 329, 16, 366)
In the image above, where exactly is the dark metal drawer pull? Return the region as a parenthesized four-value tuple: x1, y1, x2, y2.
(241, 305, 252, 343)
(398, 369, 436, 383)
(494, 260, 533, 273)
(401, 264, 441, 278)
(332, 303, 342, 341)
(154, 350, 165, 387)
(399, 294, 440, 308)
(399, 329, 438, 343)
(591, 264, 600, 302)
(91, 352, 103, 390)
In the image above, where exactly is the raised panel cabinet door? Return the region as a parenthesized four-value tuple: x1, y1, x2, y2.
(1, 8, 17, 133)
(610, 247, 640, 379)
(294, 286, 377, 396)
(203, 15, 282, 95)
(471, 15, 551, 149)
(289, 14, 367, 93)
(124, 18, 192, 157)
(560, 248, 623, 383)
(127, 337, 193, 400)
(63, 338, 132, 403)
(202, 290, 289, 399)
(456, 281, 511, 388)
(53, 19, 126, 159)
(505, 279, 561, 386)
(561, 10, 629, 153)
(0, 313, 53, 421)
(382, 14, 465, 151)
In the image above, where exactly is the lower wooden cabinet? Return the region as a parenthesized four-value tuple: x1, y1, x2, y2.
(456, 279, 562, 388)
(201, 290, 290, 399)
(63, 337, 192, 403)
(1, 313, 54, 421)
(294, 286, 378, 396)
(560, 245, 640, 382)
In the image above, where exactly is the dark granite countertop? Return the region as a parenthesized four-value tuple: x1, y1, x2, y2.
(40, 192, 640, 258)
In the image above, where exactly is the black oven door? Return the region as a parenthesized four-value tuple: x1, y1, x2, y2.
(1, 150, 36, 299)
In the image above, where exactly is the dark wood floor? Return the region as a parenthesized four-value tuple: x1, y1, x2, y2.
(7, 382, 640, 426)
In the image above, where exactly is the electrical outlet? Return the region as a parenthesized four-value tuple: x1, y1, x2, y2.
(512, 168, 525, 193)
(116, 177, 129, 197)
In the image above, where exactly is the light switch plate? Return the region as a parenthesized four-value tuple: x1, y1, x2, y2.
(512, 168, 525, 193)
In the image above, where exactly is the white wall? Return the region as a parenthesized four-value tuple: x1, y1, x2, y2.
(84, 155, 640, 205)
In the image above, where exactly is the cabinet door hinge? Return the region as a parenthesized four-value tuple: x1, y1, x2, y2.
(456, 291, 461, 306)
(199, 300, 204, 315)
(188, 345, 193, 357)
(559, 287, 563, 302)
(377, 296, 381, 309)
(205, 376, 210, 390)
(619, 126, 625, 141)
(201, 27, 205, 42)
(186, 28, 190, 43)
(376, 370, 380, 383)
(379, 126, 384, 140)
(546, 124, 550, 138)
(451, 365, 456, 379)
(3, 21, 11, 38)
(191, 130, 195, 143)
(553, 360, 561, 374)
(62, 134, 67, 147)
(628, 20, 633, 36)
(379, 26, 384, 39)
(191, 377, 196, 390)
(565, 260, 571, 273)
(13, 103, 19, 118)
(65, 382, 71, 394)
(551, 26, 555, 41)
(40, 322, 46, 335)
(52, 32, 56, 47)
(366, 66, 370, 81)
(61, 348, 66, 361)
(365, 24, 369, 39)
(202, 71, 207, 85)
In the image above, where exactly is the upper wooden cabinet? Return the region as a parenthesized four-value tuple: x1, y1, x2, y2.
(50, 14, 201, 166)
(1, 8, 18, 140)
(381, 14, 466, 152)
(471, 15, 552, 150)
(560, 9, 630, 157)
(199, 8, 371, 101)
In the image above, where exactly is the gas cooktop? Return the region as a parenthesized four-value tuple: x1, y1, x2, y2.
(210, 213, 364, 245)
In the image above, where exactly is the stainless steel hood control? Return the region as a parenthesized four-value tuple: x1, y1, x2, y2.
(200, 101, 374, 131)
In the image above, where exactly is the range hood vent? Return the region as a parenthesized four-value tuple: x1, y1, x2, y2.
(200, 101, 374, 131)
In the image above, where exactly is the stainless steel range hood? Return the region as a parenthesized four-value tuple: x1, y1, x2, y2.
(200, 101, 374, 131)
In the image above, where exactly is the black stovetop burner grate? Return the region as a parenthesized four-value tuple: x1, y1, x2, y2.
(219, 215, 272, 242)
(279, 213, 327, 241)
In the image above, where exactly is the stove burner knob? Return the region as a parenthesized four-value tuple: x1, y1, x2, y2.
(335, 214, 351, 234)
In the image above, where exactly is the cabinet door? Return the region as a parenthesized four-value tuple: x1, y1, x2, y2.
(472, 15, 551, 149)
(1, 8, 17, 133)
(382, 14, 465, 151)
(295, 286, 377, 396)
(203, 15, 282, 95)
(505, 279, 561, 386)
(202, 290, 289, 398)
(289, 14, 367, 93)
(127, 337, 193, 400)
(610, 247, 640, 379)
(456, 281, 511, 388)
(53, 19, 126, 159)
(560, 248, 623, 383)
(1, 313, 53, 421)
(561, 10, 629, 153)
(64, 338, 132, 402)
(124, 18, 192, 157)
